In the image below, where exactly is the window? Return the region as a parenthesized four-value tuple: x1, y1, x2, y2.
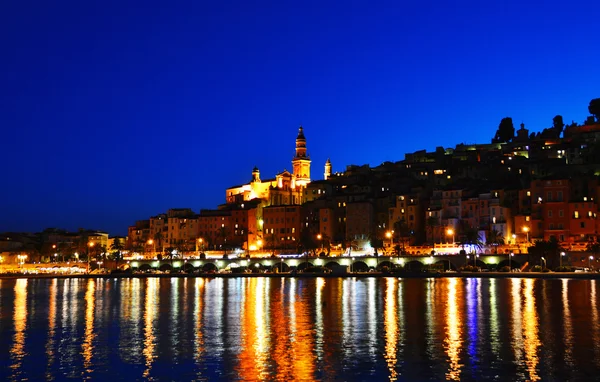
(548, 210, 553, 218)
(581, 222, 585, 229)
(559, 210, 564, 217)
(574, 211, 580, 219)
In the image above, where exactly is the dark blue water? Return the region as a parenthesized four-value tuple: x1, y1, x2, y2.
(0, 277, 599, 381)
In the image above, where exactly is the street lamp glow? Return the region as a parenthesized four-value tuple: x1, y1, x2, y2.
(446, 228, 455, 244)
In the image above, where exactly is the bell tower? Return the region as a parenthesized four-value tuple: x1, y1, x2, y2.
(324, 158, 331, 180)
(292, 125, 311, 187)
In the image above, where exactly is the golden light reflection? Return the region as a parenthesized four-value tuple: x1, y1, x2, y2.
(562, 279, 573, 367)
(315, 277, 325, 362)
(289, 280, 315, 380)
(510, 279, 523, 363)
(444, 278, 462, 381)
(170, 278, 181, 359)
(10, 279, 28, 377)
(272, 279, 295, 380)
(591, 280, 600, 367)
(522, 279, 541, 381)
(488, 279, 500, 356)
(45, 279, 57, 378)
(82, 279, 96, 374)
(194, 277, 205, 371)
(384, 278, 398, 381)
(238, 278, 272, 379)
(143, 278, 159, 378)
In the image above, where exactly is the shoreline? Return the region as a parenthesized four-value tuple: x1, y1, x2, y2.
(2, 271, 600, 280)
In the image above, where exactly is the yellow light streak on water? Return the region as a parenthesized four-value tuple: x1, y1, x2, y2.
(10, 279, 28, 379)
(562, 279, 574, 367)
(488, 279, 500, 356)
(142, 278, 159, 379)
(510, 279, 523, 367)
(45, 279, 57, 379)
(193, 277, 205, 375)
(522, 279, 541, 381)
(444, 278, 462, 381)
(591, 280, 600, 368)
(315, 277, 325, 363)
(82, 279, 96, 375)
(384, 278, 398, 381)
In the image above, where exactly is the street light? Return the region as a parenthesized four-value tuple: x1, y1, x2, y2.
(541, 256, 546, 270)
(560, 251, 566, 268)
(523, 226, 530, 242)
(87, 242, 94, 273)
(589, 255, 594, 270)
(317, 234, 323, 251)
(509, 252, 514, 270)
(386, 231, 393, 254)
(512, 234, 516, 245)
(447, 228, 455, 244)
(148, 239, 155, 258)
(196, 238, 203, 257)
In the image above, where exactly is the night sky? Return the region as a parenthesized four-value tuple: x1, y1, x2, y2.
(1, 1, 599, 235)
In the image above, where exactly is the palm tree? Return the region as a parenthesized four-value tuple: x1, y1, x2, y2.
(486, 229, 505, 254)
(426, 216, 438, 244)
(394, 218, 411, 253)
(463, 228, 484, 254)
(110, 238, 125, 270)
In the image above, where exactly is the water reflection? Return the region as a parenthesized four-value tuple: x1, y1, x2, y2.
(193, 278, 205, 379)
(10, 279, 28, 379)
(1, 277, 600, 381)
(384, 278, 398, 381)
(45, 279, 57, 379)
(488, 279, 500, 357)
(591, 280, 600, 368)
(444, 278, 462, 380)
(143, 278, 159, 378)
(562, 279, 574, 367)
(237, 278, 269, 379)
(81, 279, 96, 375)
(522, 279, 541, 381)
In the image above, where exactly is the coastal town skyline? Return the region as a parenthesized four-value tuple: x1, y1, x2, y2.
(2, 1, 600, 234)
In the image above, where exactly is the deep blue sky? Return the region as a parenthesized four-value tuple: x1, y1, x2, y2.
(1, 1, 599, 235)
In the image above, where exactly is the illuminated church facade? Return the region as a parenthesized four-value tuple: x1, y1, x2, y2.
(225, 126, 312, 206)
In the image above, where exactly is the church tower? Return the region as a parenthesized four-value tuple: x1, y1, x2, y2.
(252, 166, 261, 182)
(292, 125, 311, 187)
(324, 158, 331, 180)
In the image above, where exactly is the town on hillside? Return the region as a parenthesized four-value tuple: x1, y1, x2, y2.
(3, 99, 600, 271)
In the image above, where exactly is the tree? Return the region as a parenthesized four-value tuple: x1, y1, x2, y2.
(486, 229, 505, 254)
(528, 238, 563, 269)
(426, 216, 438, 244)
(462, 228, 483, 254)
(494, 117, 515, 143)
(110, 238, 125, 269)
(394, 218, 412, 253)
(154, 231, 164, 254)
(586, 240, 600, 258)
(588, 98, 600, 123)
(552, 115, 565, 136)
